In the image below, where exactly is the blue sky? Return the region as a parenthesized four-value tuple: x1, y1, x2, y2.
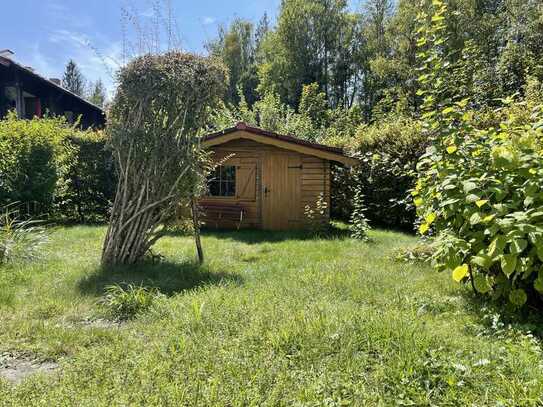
(2, 0, 282, 96)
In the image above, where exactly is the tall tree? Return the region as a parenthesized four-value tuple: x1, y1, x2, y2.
(207, 18, 258, 105)
(255, 13, 270, 53)
(257, 0, 348, 108)
(62, 60, 86, 96)
(88, 79, 107, 107)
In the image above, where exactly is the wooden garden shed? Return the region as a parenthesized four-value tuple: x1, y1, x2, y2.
(199, 123, 358, 231)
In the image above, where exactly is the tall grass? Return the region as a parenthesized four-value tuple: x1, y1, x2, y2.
(0, 205, 48, 264)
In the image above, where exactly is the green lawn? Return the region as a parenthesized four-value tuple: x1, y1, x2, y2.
(1, 226, 542, 406)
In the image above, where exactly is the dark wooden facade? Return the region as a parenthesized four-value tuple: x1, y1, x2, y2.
(200, 123, 357, 231)
(0, 54, 105, 128)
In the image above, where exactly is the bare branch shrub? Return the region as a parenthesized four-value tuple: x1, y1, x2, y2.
(101, 52, 227, 265)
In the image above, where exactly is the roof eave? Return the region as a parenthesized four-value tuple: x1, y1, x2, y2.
(202, 123, 359, 167)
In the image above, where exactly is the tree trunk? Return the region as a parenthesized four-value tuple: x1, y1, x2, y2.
(191, 197, 204, 265)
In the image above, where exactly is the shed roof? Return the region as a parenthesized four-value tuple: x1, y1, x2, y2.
(202, 122, 358, 166)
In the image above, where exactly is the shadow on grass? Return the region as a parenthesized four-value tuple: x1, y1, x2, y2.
(199, 223, 352, 244)
(457, 288, 543, 338)
(77, 260, 242, 297)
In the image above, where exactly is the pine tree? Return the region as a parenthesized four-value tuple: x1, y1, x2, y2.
(88, 79, 107, 107)
(62, 60, 85, 96)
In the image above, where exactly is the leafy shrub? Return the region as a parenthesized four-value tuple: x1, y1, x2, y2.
(60, 131, 115, 223)
(349, 181, 371, 241)
(102, 284, 161, 321)
(332, 117, 427, 229)
(416, 101, 543, 308)
(0, 112, 74, 215)
(415, 1, 543, 309)
(304, 193, 329, 236)
(0, 205, 48, 264)
(0, 113, 115, 221)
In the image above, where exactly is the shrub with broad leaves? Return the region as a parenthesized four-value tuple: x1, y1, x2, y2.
(414, 0, 543, 309)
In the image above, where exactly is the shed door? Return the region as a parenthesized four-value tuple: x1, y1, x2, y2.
(262, 153, 302, 230)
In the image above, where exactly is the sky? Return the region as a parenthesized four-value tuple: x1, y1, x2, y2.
(1, 0, 281, 96)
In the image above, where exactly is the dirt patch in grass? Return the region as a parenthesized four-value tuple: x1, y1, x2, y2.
(0, 352, 59, 384)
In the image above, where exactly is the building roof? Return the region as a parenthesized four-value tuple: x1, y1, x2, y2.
(0, 55, 104, 114)
(202, 122, 358, 166)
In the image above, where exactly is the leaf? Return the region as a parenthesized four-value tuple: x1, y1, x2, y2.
(509, 289, 527, 307)
(463, 181, 477, 193)
(414, 197, 423, 207)
(452, 264, 469, 282)
(419, 223, 430, 235)
(534, 278, 543, 294)
(510, 239, 528, 255)
(483, 214, 496, 223)
(501, 254, 518, 278)
(456, 98, 469, 108)
(471, 254, 492, 269)
(488, 235, 506, 257)
(475, 200, 488, 208)
(536, 245, 543, 263)
(470, 212, 482, 225)
(425, 212, 437, 225)
(446, 145, 458, 154)
(473, 274, 491, 294)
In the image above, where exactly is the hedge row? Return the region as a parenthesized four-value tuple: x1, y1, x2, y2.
(330, 117, 427, 230)
(0, 112, 115, 222)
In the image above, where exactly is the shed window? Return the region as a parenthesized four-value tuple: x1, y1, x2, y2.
(207, 165, 236, 197)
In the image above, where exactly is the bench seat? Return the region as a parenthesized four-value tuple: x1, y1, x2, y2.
(200, 202, 245, 229)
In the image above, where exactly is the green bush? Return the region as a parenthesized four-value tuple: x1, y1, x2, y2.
(0, 112, 74, 214)
(331, 117, 427, 229)
(415, 1, 543, 309)
(349, 178, 371, 241)
(416, 100, 543, 308)
(0, 113, 115, 221)
(60, 131, 116, 223)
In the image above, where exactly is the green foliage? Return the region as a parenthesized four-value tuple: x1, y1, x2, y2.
(299, 83, 328, 127)
(415, 0, 543, 309)
(303, 193, 329, 235)
(0, 112, 114, 221)
(0, 112, 75, 214)
(102, 284, 161, 321)
(87, 79, 107, 107)
(331, 117, 426, 229)
(0, 205, 48, 264)
(210, 91, 322, 142)
(349, 179, 371, 241)
(62, 59, 86, 97)
(257, 0, 348, 107)
(207, 18, 259, 106)
(103, 51, 228, 265)
(60, 130, 116, 223)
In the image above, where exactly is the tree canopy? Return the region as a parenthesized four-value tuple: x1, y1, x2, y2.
(208, 0, 543, 121)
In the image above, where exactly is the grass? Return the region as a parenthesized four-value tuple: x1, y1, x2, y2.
(1, 225, 543, 405)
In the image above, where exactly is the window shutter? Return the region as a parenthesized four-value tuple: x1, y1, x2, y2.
(236, 164, 256, 200)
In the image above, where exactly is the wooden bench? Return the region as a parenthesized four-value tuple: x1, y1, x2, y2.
(199, 202, 245, 230)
